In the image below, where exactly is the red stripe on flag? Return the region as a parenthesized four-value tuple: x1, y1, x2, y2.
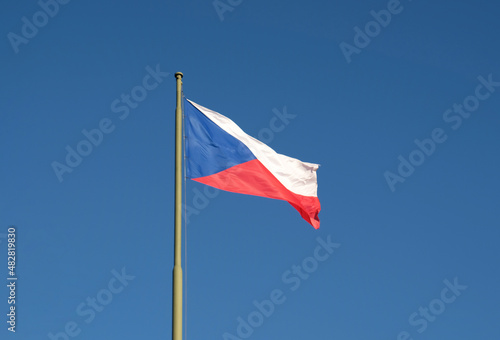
(192, 159, 320, 229)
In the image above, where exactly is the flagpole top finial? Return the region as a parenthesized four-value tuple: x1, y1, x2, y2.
(175, 72, 183, 79)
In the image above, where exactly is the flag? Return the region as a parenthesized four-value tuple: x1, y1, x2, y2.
(184, 98, 321, 229)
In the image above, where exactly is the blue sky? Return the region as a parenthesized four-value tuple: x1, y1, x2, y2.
(1, 0, 499, 339)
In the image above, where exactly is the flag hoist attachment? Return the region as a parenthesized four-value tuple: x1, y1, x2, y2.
(173, 72, 183, 340)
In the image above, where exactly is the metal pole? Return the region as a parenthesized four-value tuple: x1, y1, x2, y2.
(173, 71, 183, 340)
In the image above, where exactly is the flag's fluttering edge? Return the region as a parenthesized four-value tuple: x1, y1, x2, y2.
(184, 99, 321, 229)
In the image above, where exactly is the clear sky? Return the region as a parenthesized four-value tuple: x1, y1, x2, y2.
(1, 0, 499, 339)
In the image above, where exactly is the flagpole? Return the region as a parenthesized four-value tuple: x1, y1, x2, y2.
(173, 72, 183, 340)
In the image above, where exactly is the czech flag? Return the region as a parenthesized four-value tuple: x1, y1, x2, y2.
(184, 99, 321, 229)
